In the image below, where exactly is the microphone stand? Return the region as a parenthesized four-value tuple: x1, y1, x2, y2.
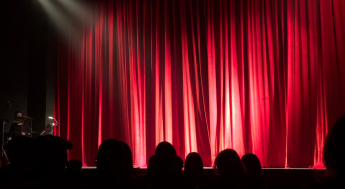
(30, 121, 33, 138)
(1, 119, 8, 156)
(0, 103, 10, 156)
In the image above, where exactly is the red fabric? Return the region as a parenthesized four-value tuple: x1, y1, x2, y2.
(54, 0, 345, 168)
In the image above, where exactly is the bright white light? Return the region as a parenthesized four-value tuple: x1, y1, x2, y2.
(38, 0, 88, 51)
(48, 117, 54, 119)
(38, 0, 77, 40)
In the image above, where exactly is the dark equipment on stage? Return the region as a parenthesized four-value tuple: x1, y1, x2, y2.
(40, 117, 58, 136)
(1, 111, 58, 158)
(40, 124, 55, 136)
(13, 116, 33, 124)
(1, 101, 11, 156)
(12, 116, 34, 138)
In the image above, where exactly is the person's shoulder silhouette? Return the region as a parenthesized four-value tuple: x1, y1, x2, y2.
(0, 136, 36, 188)
(212, 149, 246, 189)
(241, 153, 268, 189)
(145, 141, 194, 189)
(119, 141, 141, 189)
(323, 115, 345, 176)
(173, 155, 183, 172)
(89, 139, 123, 189)
(304, 115, 345, 189)
(185, 152, 211, 188)
(33, 135, 72, 189)
(65, 159, 85, 188)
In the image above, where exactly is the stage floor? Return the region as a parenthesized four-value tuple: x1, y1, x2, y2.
(82, 166, 326, 170)
(81, 167, 326, 189)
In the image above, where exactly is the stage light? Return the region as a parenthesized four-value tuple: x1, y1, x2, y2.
(48, 116, 58, 127)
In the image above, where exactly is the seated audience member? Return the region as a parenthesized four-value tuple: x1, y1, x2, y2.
(33, 135, 73, 189)
(65, 159, 86, 189)
(184, 152, 211, 188)
(67, 159, 83, 173)
(144, 141, 194, 189)
(120, 142, 133, 176)
(241, 153, 268, 189)
(304, 115, 345, 189)
(211, 149, 246, 189)
(141, 154, 157, 186)
(0, 136, 35, 188)
(88, 139, 124, 189)
(88, 139, 140, 189)
(147, 154, 157, 174)
(119, 141, 141, 188)
(173, 155, 183, 172)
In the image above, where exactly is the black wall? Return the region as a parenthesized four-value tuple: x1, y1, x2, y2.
(0, 0, 29, 132)
(27, 1, 57, 136)
(0, 0, 56, 135)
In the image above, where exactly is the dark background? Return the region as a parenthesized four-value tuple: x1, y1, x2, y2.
(0, 0, 56, 136)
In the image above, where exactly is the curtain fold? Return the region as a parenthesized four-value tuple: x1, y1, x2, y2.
(55, 0, 345, 167)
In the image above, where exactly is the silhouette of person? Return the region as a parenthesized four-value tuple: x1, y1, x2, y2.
(67, 159, 83, 173)
(141, 154, 157, 187)
(119, 141, 141, 189)
(0, 136, 35, 188)
(147, 154, 157, 174)
(9, 111, 30, 138)
(88, 139, 140, 189)
(120, 142, 132, 175)
(323, 115, 345, 178)
(155, 142, 176, 172)
(65, 159, 86, 189)
(304, 115, 345, 189)
(33, 135, 72, 189)
(184, 152, 211, 188)
(173, 155, 183, 172)
(88, 139, 123, 189)
(211, 149, 246, 189)
(241, 153, 268, 189)
(144, 141, 193, 189)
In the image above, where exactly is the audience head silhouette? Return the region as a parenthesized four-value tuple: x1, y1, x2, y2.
(241, 153, 263, 177)
(173, 155, 183, 172)
(33, 135, 72, 176)
(155, 141, 176, 172)
(67, 159, 83, 173)
(323, 115, 345, 176)
(147, 154, 157, 174)
(120, 141, 133, 177)
(97, 139, 123, 175)
(185, 152, 204, 176)
(214, 149, 245, 178)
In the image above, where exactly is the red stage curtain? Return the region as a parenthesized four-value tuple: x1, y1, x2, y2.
(54, 0, 345, 168)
